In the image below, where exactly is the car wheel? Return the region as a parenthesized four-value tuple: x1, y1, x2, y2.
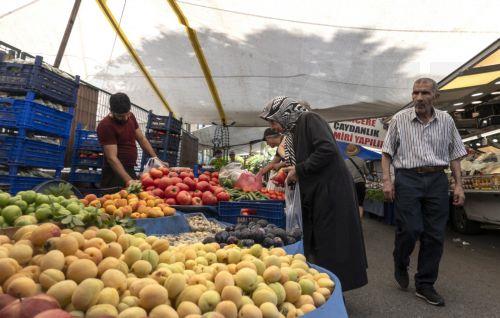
(450, 205, 482, 234)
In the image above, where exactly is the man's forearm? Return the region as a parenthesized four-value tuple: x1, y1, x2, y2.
(108, 157, 133, 183)
(450, 159, 463, 188)
(138, 137, 157, 158)
(381, 153, 392, 182)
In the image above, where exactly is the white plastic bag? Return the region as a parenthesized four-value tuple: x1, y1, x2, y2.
(143, 157, 169, 173)
(219, 162, 245, 183)
(285, 183, 303, 232)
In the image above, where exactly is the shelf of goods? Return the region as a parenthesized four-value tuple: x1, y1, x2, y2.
(460, 174, 500, 192)
(141, 111, 182, 169)
(0, 55, 79, 193)
(69, 124, 103, 184)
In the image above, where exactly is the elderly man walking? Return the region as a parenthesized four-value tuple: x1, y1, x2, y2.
(381, 78, 466, 306)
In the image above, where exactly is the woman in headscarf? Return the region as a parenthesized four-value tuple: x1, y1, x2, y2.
(260, 96, 368, 291)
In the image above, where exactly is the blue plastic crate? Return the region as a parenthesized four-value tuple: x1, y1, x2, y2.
(74, 129, 101, 151)
(0, 98, 73, 138)
(0, 135, 65, 169)
(69, 172, 101, 183)
(73, 156, 103, 167)
(149, 113, 182, 133)
(0, 175, 51, 194)
(218, 200, 286, 228)
(0, 56, 80, 107)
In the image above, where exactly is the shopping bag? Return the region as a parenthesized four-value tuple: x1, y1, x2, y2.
(285, 183, 303, 232)
(143, 157, 169, 173)
(234, 172, 263, 192)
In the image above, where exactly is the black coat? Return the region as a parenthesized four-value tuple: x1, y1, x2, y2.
(294, 112, 368, 291)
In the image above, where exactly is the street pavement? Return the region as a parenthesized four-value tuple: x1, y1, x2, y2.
(344, 217, 500, 318)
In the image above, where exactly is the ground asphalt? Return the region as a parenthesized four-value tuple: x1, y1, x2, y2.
(344, 217, 500, 318)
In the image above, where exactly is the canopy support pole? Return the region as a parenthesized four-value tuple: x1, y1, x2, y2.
(54, 0, 81, 68)
(95, 0, 174, 115)
(166, 0, 227, 125)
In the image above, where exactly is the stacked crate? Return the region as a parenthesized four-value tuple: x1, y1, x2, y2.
(69, 124, 103, 184)
(0, 55, 79, 193)
(141, 111, 182, 169)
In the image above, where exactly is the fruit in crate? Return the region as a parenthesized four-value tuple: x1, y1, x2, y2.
(139, 168, 230, 205)
(208, 220, 303, 247)
(81, 190, 175, 219)
(0, 223, 335, 317)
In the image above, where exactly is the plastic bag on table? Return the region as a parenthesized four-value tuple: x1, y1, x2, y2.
(219, 162, 245, 184)
(234, 172, 263, 192)
(285, 183, 303, 232)
(143, 157, 169, 173)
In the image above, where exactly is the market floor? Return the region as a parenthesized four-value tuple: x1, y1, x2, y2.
(344, 217, 500, 318)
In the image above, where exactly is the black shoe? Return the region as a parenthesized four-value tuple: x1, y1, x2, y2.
(416, 287, 445, 306)
(394, 267, 409, 289)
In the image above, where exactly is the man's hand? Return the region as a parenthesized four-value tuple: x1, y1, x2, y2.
(283, 166, 297, 184)
(453, 184, 465, 206)
(383, 179, 395, 202)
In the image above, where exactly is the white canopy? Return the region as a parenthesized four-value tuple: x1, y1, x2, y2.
(1, 0, 499, 126)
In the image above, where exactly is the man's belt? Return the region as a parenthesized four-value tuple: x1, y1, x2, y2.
(404, 166, 447, 173)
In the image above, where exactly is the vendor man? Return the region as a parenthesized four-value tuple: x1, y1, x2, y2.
(382, 78, 466, 306)
(97, 93, 157, 187)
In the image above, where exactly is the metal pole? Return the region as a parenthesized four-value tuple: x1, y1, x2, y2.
(54, 0, 81, 68)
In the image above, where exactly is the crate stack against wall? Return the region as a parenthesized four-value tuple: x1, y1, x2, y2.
(69, 124, 103, 184)
(0, 55, 79, 193)
(141, 111, 182, 169)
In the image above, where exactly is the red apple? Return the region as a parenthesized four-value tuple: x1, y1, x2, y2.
(176, 183, 190, 191)
(209, 181, 217, 186)
(165, 198, 177, 205)
(176, 191, 192, 205)
(183, 177, 196, 190)
(0, 294, 15, 311)
(212, 172, 219, 178)
(152, 188, 165, 198)
(216, 192, 230, 202)
(179, 171, 190, 179)
(191, 197, 203, 206)
(150, 168, 163, 179)
(189, 172, 195, 179)
(199, 174, 210, 182)
(145, 186, 155, 191)
(165, 185, 180, 199)
(211, 177, 219, 184)
(196, 181, 211, 192)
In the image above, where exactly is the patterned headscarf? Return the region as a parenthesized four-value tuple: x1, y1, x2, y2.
(259, 96, 308, 133)
(260, 96, 308, 166)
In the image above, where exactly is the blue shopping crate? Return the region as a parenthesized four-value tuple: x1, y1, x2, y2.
(149, 113, 182, 133)
(0, 175, 51, 194)
(74, 129, 101, 151)
(218, 200, 286, 228)
(0, 56, 80, 107)
(0, 135, 65, 169)
(69, 172, 101, 183)
(0, 98, 73, 138)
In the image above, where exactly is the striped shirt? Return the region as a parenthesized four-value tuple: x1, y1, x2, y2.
(382, 107, 466, 169)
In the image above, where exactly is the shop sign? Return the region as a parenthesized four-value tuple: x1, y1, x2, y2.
(331, 118, 387, 149)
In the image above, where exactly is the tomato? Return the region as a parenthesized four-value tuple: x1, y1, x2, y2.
(176, 191, 192, 205)
(149, 168, 163, 179)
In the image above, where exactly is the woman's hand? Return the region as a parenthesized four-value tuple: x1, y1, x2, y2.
(283, 166, 297, 184)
